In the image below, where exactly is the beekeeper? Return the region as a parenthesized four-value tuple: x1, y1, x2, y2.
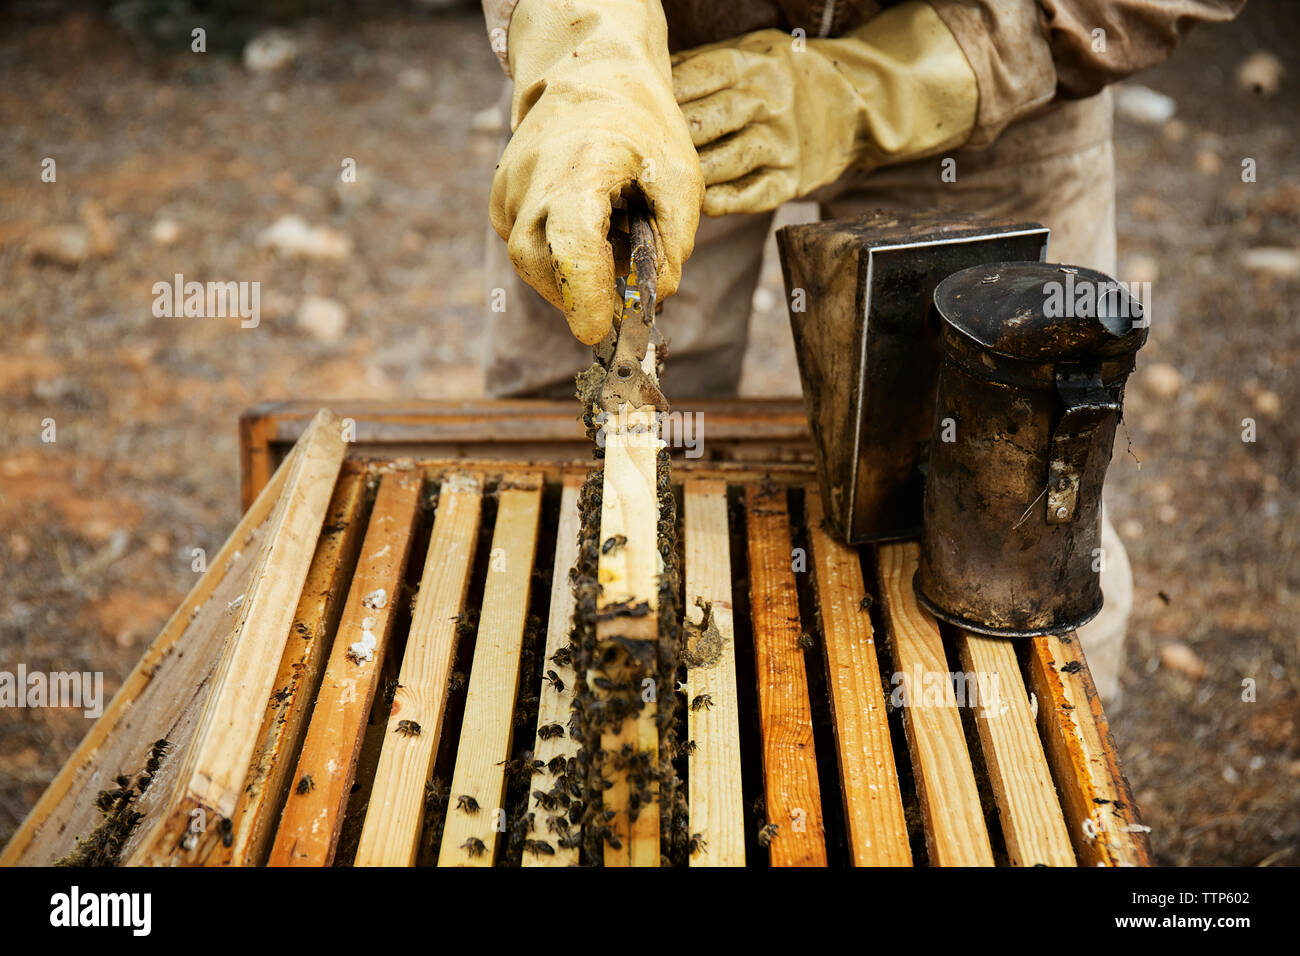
(480, 0, 1242, 702)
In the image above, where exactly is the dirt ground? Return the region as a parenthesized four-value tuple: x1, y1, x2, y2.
(0, 2, 1295, 865)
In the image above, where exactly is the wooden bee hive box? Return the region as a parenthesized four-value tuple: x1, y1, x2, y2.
(3, 401, 1150, 867)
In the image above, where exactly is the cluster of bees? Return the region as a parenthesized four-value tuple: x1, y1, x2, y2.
(559, 455, 696, 865)
(57, 738, 171, 866)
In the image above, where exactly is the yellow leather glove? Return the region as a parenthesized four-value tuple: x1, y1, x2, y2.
(672, 1, 977, 217)
(489, 0, 705, 345)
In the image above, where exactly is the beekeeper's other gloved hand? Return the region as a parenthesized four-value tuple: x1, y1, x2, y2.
(672, 0, 977, 217)
(489, 0, 704, 345)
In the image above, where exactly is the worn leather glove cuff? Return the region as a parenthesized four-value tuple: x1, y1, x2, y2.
(834, 2, 979, 171)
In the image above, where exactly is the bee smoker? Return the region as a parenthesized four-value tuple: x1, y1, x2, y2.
(777, 210, 1049, 543)
(914, 262, 1148, 637)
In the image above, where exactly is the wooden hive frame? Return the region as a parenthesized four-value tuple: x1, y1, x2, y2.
(3, 401, 1151, 867)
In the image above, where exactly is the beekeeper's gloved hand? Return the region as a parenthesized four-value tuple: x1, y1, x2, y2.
(672, 0, 977, 217)
(489, 0, 705, 345)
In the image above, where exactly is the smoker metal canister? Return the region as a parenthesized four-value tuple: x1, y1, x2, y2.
(776, 211, 1050, 545)
(915, 261, 1148, 637)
